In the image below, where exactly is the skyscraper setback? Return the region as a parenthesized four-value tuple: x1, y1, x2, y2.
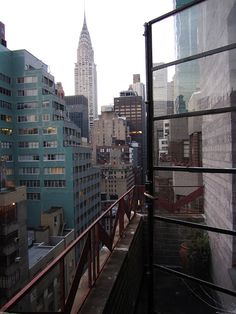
(74, 14, 98, 130)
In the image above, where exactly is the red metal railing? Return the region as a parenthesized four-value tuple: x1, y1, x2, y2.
(0, 185, 145, 313)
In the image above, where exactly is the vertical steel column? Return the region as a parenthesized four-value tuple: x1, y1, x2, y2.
(144, 21, 154, 314)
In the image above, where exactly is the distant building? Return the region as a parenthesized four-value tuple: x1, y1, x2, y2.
(129, 74, 145, 100)
(21, 207, 75, 312)
(74, 14, 98, 130)
(0, 22, 6, 47)
(65, 95, 89, 139)
(91, 107, 135, 206)
(114, 91, 146, 183)
(91, 107, 130, 163)
(0, 186, 28, 307)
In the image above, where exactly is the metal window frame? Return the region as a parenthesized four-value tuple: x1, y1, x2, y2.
(144, 0, 236, 313)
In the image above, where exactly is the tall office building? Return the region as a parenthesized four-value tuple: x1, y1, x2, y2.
(74, 14, 98, 130)
(114, 91, 146, 183)
(0, 25, 100, 236)
(129, 74, 145, 100)
(65, 95, 89, 139)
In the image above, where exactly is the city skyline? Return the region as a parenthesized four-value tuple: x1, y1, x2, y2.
(0, 0, 173, 112)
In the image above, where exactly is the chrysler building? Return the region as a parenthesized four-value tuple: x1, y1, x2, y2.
(75, 14, 98, 129)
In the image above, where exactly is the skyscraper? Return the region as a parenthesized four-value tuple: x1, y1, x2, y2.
(74, 14, 98, 130)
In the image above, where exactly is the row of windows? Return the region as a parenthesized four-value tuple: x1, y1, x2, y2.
(18, 141, 39, 148)
(44, 180, 66, 187)
(18, 155, 39, 161)
(17, 102, 38, 110)
(18, 127, 57, 135)
(0, 100, 12, 110)
(44, 167, 65, 174)
(1, 155, 12, 161)
(18, 128, 38, 135)
(18, 154, 65, 161)
(0, 128, 12, 135)
(64, 127, 80, 138)
(18, 167, 65, 175)
(77, 174, 100, 185)
(73, 152, 92, 161)
(27, 193, 40, 200)
(18, 115, 38, 122)
(17, 89, 38, 97)
(0, 141, 12, 148)
(18, 141, 57, 148)
(20, 180, 66, 188)
(0, 86, 11, 96)
(19, 167, 40, 174)
(0, 72, 11, 84)
(0, 114, 12, 122)
(17, 114, 52, 122)
(16, 101, 51, 110)
(17, 76, 38, 84)
(64, 140, 80, 147)
(43, 154, 65, 161)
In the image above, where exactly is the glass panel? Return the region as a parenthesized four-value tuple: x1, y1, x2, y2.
(153, 48, 236, 116)
(154, 112, 233, 170)
(152, 0, 236, 65)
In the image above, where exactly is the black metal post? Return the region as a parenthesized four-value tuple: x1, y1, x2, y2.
(144, 21, 154, 314)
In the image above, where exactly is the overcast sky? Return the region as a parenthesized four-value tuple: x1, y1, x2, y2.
(1, 0, 173, 112)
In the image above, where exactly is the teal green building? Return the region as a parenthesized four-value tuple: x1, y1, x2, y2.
(0, 35, 100, 234)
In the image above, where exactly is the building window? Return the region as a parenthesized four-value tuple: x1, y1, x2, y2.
(17, 76, 38, 84)
(17, 89, 38, 96)
(44, 167, 65, 175)
(17, 102, 38, 110)
(0, 100, 12, 109)
(18, 141, 39, 148)
(1, 114, 12, 122)
(18, 128, 38, 135)
(0, 86, 11, 96)
(19, 167, 40, 175)
(17, 115, 38, 122)
(0, 141, 12, 148)
(0, 72, 11, 84)
(20, 180, 40, 187)
(44, 180, 66, 188)
(43, 127, 57, 134)
(42, 101, 50, 108)
(27, 193, 40, 200)
(0, 128, 13, 136)
(42, 114, 50, 121)
(18, 155, 39, 162)
(43, 141, 57, 148)
(43, 154, 65, 161)
(1, 155, 12, 161)
(5, 168, 13, 175)
(183, 140, 190, 158)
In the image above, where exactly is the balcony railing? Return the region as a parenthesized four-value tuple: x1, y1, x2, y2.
(0, 185, 145, 313)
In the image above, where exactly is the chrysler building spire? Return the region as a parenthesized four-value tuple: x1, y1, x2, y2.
(74, 13, 98, 130)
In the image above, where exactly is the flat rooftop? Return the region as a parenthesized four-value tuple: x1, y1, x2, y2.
(28, 243, 53, 269)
